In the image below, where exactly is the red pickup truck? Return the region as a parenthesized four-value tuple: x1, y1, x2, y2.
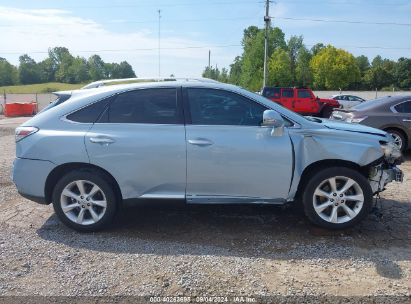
(262, 87, 339, 118)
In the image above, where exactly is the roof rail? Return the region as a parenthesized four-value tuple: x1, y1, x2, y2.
(81, 77, 220, 89)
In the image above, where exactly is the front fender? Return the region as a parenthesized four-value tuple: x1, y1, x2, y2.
(287, 128, 384, 200)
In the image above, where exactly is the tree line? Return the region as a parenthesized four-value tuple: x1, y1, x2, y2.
(0, 47, 136, 86)
(203, 26, 411, 92)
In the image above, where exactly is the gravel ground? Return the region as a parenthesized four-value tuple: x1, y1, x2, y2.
(0, 119, 410, 303)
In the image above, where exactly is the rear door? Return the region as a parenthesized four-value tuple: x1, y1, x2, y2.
(84, 87, 186, 200)
(393, 100, 411, 132)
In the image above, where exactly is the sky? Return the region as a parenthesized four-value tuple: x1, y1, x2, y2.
(0, 0, 410, 78)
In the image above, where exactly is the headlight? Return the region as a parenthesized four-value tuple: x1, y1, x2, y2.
(346, 116, 367, 123)
(380, 141, 402, 161)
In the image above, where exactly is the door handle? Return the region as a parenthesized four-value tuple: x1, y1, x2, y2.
(89, 136, 115, 145)
(187, 138, 213, 146)
(402, 119, 411, 122)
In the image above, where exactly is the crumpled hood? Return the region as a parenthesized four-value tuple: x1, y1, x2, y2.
(321, 119, 387, 136)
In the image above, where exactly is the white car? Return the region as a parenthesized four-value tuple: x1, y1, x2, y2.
(331, 94, 366, 109)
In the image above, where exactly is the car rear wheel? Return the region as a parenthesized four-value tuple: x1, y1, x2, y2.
(52, 169, 117, 232)
(302, 167, 373, 229)
(386, 129, 406, 152)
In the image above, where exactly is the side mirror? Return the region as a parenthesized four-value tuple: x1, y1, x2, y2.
(262, 110, 284, 128)
(262, 110, 285, 137)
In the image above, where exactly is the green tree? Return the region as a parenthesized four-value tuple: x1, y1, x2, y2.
(118, 61, 136, 78)
(229, 56, 242, 85)
(355, 55, 370, 76)
(54, 50, 75, 83)
(268, 48, 293, 86)
(240, 26, 286, 91)
(88, 55, 106, 81)
(363, 67, 388, 90)
(48, 47, 71, 76)
(286, 35, 304, 84)
(18, 54, 41, 84)
(219, 68, 229, 83)
(310, 45, 360, 89)
(311, 43, 325, 56)
(202, 66, 220, 80)
(0, 58, 18, 86)
(295, 46, 312, 87)
(68, 56, 89, 83)
(363, 56, 396, 90)
(395, 57, 411, 89)
(37, 58, 56, 83)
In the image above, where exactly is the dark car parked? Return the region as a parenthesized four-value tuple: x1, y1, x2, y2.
(330, 95, 411, 151)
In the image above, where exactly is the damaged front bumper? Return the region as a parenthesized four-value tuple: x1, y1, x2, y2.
(369, 164, 404, 194)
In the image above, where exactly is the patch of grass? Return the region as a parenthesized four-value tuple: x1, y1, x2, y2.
(0, 82, 86, 94)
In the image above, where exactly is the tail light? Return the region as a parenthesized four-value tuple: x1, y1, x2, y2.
(15, 126, 39, 142)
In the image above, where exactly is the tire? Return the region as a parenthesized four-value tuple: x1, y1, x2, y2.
(385, 129, 406, 152)
(52, 169, 117, 232)
(302, 167, 373, 229)
(320, 106, 333, 118)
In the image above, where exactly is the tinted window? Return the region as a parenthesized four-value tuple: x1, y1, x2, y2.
(395, 101, 411, 113)
(108, 88, 180, 124)
(67, 98, 110, 123)
(187, 88, 267, 126)
(297, 90, 311, 98)
(281, 89, 294, 98)
(262, 87, 280, 98)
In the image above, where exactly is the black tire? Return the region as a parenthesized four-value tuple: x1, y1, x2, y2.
(302, 167, 373, 229)
(320, 106, 333, 118)
(385, 129, 406, 152)
(52, 169, 117, 232)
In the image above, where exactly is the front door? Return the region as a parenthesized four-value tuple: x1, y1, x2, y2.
(295, 89, 319, 114)
(184, 88, 293, 203)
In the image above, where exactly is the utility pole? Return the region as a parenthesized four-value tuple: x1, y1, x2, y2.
(208, 50, 211, 69)
(263, 0, 271, 88)
(158, 9, 161, 77)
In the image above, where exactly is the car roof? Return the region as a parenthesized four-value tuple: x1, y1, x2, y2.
(56, 80, 241, 96)
(351, 95, 411, 111)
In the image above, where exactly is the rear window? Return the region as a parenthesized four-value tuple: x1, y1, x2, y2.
(105, 88, 181, 124)
(394, 101, 411, 113)
(262, 87, 280, 98)
(39, 94, 71, 113)
(66, 98, 110, 123)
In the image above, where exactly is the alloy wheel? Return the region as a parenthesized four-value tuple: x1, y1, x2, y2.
(60, 180, 107, 225)
(390, 132, 403, 150)
(312, 176, 364, 224)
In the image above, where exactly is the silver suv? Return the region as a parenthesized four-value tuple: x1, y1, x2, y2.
(12, 79, 403, 231)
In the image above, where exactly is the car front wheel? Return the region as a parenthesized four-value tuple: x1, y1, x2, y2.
(302, 167, 373, 229)
(52, 169, 117, 232)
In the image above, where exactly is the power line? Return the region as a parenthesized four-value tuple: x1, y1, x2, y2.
(31, 0, 259, 9)
(0, 16, 259, 28)
(274, 16, 411, 27)
(0, 44, 409, 56)
(2, 15, 409, 28)
(0, 44, 243, 55)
